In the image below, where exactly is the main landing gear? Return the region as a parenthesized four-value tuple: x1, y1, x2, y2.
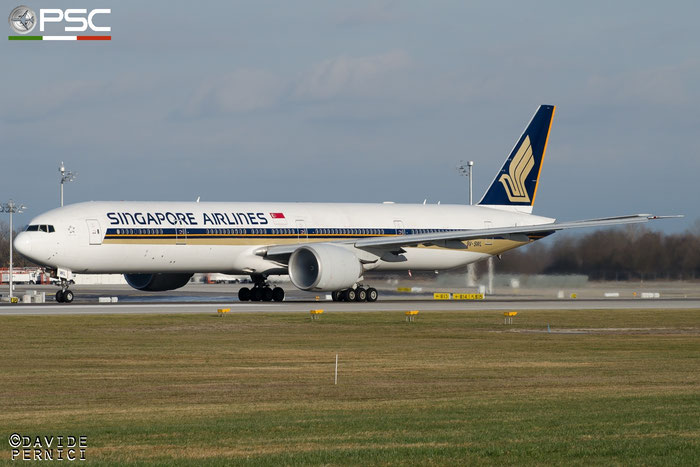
(55, 279, 74, 303)
(332, 286, 378, 302)
(238, 275, 284, 302)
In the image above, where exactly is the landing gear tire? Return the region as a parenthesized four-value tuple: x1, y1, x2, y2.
(63, 290, 74, 303)
(331, 291, 340, 302)
(56, 290, 74, 303)
(262, 287, 273, 302)
(355, 287, 367, 302)
(238, 287, 251, 302)
(366, 287, 378, 302)
(247, 275, 285, 303)
(272, 287, 285, 302)
(346, 289, 357, 301)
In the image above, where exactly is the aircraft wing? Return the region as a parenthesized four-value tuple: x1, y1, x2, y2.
(259, 214, 680, 260)
(353, 214, 678, 250)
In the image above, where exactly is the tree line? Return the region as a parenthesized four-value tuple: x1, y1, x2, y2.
(495, 222, 700, 280)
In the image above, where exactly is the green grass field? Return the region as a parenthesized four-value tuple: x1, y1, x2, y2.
(1, 309, 698, 465)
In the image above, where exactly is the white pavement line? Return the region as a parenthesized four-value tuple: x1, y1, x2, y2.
(0, 300, 698, 316)
(0, 302, 277, 311)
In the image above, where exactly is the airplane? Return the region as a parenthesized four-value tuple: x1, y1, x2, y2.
(14, 105, 679, 303)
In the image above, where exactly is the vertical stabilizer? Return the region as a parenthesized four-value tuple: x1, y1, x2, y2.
(478, 105, 555, 213)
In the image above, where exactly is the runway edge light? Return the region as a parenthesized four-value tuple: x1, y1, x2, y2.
(310, 309, 324, 320)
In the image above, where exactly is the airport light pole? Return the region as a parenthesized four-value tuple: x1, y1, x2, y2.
(456, 160, 494, 293)
(59, 162, 76, 207)
(1, 200, 26, 301)
(455, 160, 474, 205)
(456, 161, 476, 286)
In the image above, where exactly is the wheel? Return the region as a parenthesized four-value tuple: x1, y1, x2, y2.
(238, 287, 251, 302)
(55, 290, 65, 303)
(355, 287, 367, 302)
(63, 290, 74, 303)
(366, 287, 378, 302)
(262, 287, 273, 302)
(250, 287, 262, 301)
(272, 287, 285, 302)
(346, 289, 356, 301)
(331, 291, 340, 302)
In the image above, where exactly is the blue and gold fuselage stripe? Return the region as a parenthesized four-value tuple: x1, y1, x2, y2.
(105, 227, 447, 239)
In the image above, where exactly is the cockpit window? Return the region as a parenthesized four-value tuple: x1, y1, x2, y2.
(26, 224, 55, 233)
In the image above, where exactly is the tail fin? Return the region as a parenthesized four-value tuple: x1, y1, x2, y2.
(478, 105, 555, 213)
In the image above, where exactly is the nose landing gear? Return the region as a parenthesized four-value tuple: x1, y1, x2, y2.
(55, 279, 74, 303)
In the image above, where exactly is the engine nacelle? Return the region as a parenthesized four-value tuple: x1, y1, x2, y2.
(124, 273, 193, 291)
(288, 244, 362, 291)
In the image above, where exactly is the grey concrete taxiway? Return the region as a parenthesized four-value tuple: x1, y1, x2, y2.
(1, 298, 700, 316)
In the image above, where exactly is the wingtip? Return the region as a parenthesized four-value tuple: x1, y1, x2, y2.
(647, 214, 685, 220)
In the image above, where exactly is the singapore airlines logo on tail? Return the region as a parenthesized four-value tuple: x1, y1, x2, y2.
(498, 135, 534, 203)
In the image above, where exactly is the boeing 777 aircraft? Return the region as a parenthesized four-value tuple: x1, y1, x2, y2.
(14, 105, 678, 303)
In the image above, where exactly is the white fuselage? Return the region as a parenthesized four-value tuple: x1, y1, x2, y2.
(15, 201, 555, 275)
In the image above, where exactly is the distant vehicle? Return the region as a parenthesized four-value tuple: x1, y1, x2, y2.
(204, 273, 248, 284)
(0, 268, 49, 285)
(14, 105, 680, 304)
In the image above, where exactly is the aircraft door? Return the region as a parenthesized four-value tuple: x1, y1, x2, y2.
(394, 220, 405, 236)
(175, 222, 187, 245)
(296, 219, 307, 242)
(86, 219, 102, 245)
(484, 221, 493, 245)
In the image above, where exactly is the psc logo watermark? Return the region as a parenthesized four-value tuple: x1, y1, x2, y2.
(8, 6, 35, 34)
(8, 433, 87, 461)
(8, 5, 111, 41)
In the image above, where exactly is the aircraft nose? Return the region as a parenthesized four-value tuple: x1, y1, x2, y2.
(14, 232, 32, 256)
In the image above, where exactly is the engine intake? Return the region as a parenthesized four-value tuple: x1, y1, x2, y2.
(124, 273, 193, 291)
(288, 244, 362, 291)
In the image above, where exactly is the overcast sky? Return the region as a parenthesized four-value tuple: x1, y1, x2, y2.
(1, 1, 698, 234)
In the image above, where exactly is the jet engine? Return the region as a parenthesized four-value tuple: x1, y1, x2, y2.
(124, 273, 193, 291)
(288, 244, 362, 291)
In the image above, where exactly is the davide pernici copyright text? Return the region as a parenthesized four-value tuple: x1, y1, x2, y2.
(8, 433, 86, 461)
